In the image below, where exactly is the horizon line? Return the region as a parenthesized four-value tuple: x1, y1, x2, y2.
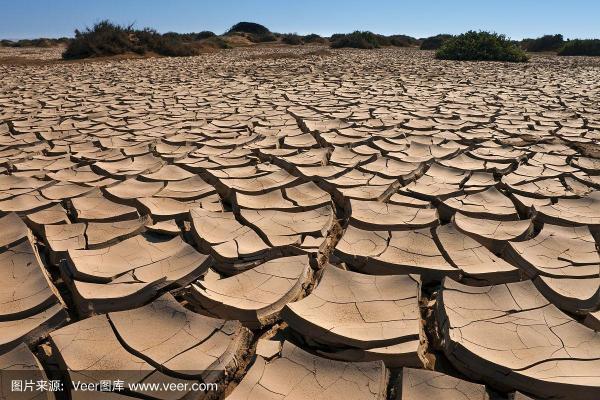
(1, 24, 595, 42)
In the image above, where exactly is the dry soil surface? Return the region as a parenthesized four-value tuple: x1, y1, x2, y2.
(0, 46, 599, 400)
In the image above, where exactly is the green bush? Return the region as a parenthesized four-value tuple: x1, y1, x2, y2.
(374, 35, 391, 46)
(14, 38, 51, 47)
(1, 37, 69, 47)
(63, 21, 140, 58)
(203, 36, 231, 49)
(62, 20, 199, 59)
(522, 34, 563, 52)
(435, 31, 529, 62)
(140, 31, 198, 57)
(162, 31, 216, 42)
(330, 32, 417, 49)
(162, 31, 188, 41)
(302, 33, 326, 44)
(1, 39, 17, 47)
(388, 34, 418, 47)
(196, 31, 216, 40)
(248, 32, 277, 43)
(420, 34, 452, 50)
(330, 31, 381, 49)
(227, 22, 270, 35)
(558, 39, 600, 56)
(329, 34, 345, 42)
(282, 33, 303, 45)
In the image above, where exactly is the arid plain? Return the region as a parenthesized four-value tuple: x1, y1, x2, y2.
(0, 46, 599, 399)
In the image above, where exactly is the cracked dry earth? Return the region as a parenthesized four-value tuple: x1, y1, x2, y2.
(0, 46, 599, 400)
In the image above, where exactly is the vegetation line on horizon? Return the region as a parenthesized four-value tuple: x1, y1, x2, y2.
(2, 20, 599, 60)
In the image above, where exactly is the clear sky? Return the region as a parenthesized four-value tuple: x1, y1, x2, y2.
(2, 0, 599, 40)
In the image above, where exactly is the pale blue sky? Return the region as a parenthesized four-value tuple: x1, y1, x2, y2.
(1, 0, 599, 40)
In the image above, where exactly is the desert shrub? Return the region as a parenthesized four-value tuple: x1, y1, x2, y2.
(330, 31, 381, 49)
(141, 31, 198, 57)
(282, 33, 303, 45)
(520, 38, 534, 49)
(63, 21, 139, 58)
(17, 38, 50, 47)
(13, 39, 32, 47)
(1, 37, 69, 47)
(302, 33, 326, 44)
(420, 34, 452, 50)
(203, 36, 231, 49)
(389, 34, 418, 47)
(227, 22, 270, 35)
(62, 20, 199, 59)
(523, 34, 563, 52)
(0, 39, 15, 47)
(374, 35, 391, 46)
(330, 32, 417, 49)
(558, 39, 600, 56)
(435, 31, 529, 62)
(195, 31, 216, 40)
(249, 32, 277, 43)
(159, 31, 184, 40)
(162, 31, 217, 42)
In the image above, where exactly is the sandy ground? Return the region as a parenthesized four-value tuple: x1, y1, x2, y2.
(0, 46, 599, 400)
